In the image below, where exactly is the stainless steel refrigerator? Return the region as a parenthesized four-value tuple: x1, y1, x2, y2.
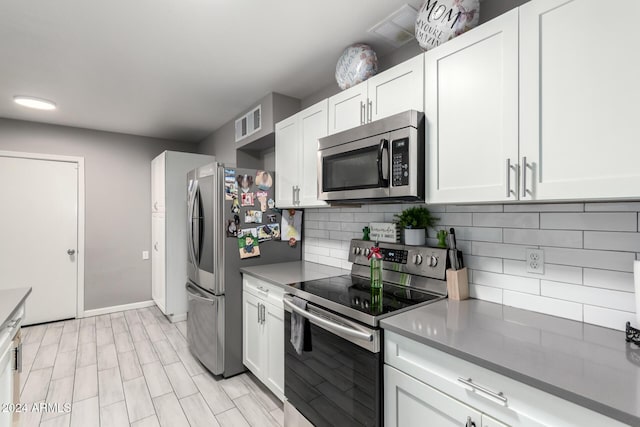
(185, 163, 301, 378)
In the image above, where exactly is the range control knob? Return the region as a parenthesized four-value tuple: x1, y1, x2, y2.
(428, 255, 438, 267)
(413, 254, 423, 265)
(353, 247, 362, 255)
(363, 248, 371, 257)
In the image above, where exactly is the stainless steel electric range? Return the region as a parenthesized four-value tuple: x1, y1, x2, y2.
(283, 239, 449, 427)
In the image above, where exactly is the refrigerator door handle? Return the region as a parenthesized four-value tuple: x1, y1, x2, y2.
(186, 283, 215, 305)
(187, 179, 199, 267)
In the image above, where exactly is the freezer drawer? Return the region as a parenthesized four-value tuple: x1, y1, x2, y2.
(186, 282, 224, 375)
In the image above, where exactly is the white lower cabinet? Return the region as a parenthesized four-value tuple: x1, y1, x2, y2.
(384, 331, 625, 427)
(242, 275, 284, 401)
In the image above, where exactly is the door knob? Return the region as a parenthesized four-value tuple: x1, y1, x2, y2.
(67, 249, 76, 255)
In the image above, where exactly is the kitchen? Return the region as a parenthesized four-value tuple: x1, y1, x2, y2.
(1, 0, 639, 426)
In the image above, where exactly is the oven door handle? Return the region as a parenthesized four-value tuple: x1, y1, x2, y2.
(377, 139, 389, 187)
(283, 298, 373, 342)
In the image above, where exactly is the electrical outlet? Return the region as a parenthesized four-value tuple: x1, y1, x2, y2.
(142, 251, 149, 260)
(526, 248, 544, 274)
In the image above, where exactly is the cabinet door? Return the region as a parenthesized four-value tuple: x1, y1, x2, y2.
(328, 83, 368, 134)
(264, 302, 285, 401)
(385, 365, 482, 427)
(242, 291, 264, 378)
(369, 55, 424, 122)
(299, 100, 329, 207)
(151, 212, 166, 313)
(0, 345, 13, 427)
(275, 115, 300, 208)
(519, 0, 640, 201)
(151, 152, 165, 212)
(425, 9, 519, 204)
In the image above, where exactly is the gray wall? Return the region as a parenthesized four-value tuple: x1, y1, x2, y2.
(0, 118, 198, 310)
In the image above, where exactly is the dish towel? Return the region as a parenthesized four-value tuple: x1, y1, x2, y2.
(290, 296, 312, 355)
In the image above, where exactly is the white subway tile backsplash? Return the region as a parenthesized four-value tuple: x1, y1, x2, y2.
(473, 213, 539, 228)
(583, 269, 635, 292)
(584, 231, 640, 252)
(464, 255, 503, 273)
(473, 271, 540, 294)
(541, 281, 635, 312)
(469, 284, 503, 304)
(541, 247, 636, 272)
(303, 201, 640, 331)
(503, 228, 582, 248)
(504, 203, 584, 212)
(540, 213, 637, 231)
(503, 260, 583, 284)
(472, 242, 528, 260)
(583, 305, 633, 331)
(445, 205, 503, 213)
(503, 291, 583, 321)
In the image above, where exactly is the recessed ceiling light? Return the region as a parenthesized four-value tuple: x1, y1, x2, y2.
(13, 96, 57, 110)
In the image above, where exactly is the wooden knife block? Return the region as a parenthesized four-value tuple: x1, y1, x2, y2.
(446, 268, 469, 300)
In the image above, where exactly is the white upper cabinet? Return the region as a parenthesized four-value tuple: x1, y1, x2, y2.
(369, 54, 424, 122)
(519, 0, 640, 201)
(328, 54, 424, 134)
(274, 115, 299, 208)
(275, 99, 329, 208)
(151, 153, 165, 212)
(426, 8, 519, 204)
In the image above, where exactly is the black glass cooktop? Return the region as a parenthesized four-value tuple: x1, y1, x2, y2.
(289, 274, 441, 319)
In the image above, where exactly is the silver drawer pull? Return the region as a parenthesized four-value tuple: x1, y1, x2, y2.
(458, 377, 508, 406)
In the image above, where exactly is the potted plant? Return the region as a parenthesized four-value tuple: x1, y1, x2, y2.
(394, 206, 438, 246)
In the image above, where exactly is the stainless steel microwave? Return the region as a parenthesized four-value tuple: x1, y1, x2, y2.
(317, 110, 424, 203)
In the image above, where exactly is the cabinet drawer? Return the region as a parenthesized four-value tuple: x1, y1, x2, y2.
(242, 275, 285, 309)
(385, 331, 625, 427)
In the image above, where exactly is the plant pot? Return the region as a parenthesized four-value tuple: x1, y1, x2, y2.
(403, 228, 426, 246)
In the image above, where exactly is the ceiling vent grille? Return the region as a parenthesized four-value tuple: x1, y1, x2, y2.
(368, 4, 418, 47)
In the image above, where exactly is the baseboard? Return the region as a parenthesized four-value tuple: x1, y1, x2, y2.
(168, 313, 187, 323)
(82, 300, 156, 317)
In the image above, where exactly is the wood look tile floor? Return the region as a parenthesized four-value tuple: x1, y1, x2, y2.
(17, 306, 283, 427)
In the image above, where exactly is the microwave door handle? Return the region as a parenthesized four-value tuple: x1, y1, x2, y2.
(377, 139, 389, 187)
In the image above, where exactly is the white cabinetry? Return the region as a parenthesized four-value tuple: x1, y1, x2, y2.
(242, 275, 285, 401)
(151, 151, 214, 321)
(328, 55, 424, 134)
(0, 303, 24, 427)
(275, 99, 329, 208)
(384, 331, 625, 427)
(519, 0, 640, 201)
(426, 9, 519, 204)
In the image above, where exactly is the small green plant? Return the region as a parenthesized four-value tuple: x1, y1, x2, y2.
(394, 206, 438, 230)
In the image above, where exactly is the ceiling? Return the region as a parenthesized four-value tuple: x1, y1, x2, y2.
(0, 0, 424, 142)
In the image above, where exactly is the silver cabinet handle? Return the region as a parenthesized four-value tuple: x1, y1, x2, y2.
(465, 416, 476, 427)
(154, 202, 158, 210)
(284, 298, 373, 342)
(522, 156, 531, 197)
(367, 98, 373, 122)
(292, 186, 296, 205)
(458, 377, 508, 406)
(296, 186, 301, 205)
(261, 304, 266, 324)
(506, 158, 517, 198)
(360, 101, 365, 125)
(154, 242, 158, 251)
(67, 249, 76, 255)
(13, 342, 22, 373)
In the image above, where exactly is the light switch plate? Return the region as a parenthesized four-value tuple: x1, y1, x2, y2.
(142, 251, 150, 260)
(526, 248, 544, 274)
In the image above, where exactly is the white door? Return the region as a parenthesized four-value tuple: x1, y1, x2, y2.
(151, 212, 166, 313)
(369, 54, 424, 122)
(274, 116, 300, 208)
(425, 9, 519, 204)
(0, 156, 78, 325)
(328, 83, 368, 134)
(264, 301, 284, 401)
(385, 365, 482, 427)
(242, 291, 263, 378)
(519, 0, 640, 201)
(299, 99, 328, 208)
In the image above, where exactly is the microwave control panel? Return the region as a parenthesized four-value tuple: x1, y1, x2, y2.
(391, 138, 409, 187)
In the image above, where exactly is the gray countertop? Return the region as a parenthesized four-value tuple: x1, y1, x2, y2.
(381, 299, 640, 426)
(240, 261, 349, 288)
(0, 287, 32, 329)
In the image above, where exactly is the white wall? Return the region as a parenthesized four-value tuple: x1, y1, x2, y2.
(304, 202, 639, 331)
(0, 118, 199, 310)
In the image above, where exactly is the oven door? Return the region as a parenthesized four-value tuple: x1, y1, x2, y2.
(283, 297, 382, 427)
(318, 134, 390, 201)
